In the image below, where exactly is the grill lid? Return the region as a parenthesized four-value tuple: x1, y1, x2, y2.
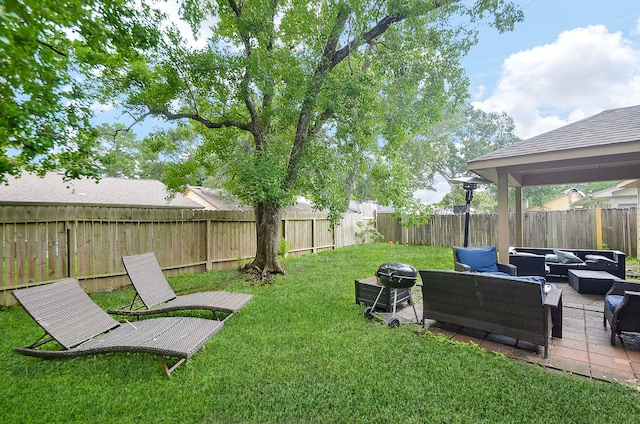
(375, 262, 418, 288)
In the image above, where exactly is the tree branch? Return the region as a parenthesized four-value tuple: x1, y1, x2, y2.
(36, 39, 67, 57)
(147, 107, 253, 132)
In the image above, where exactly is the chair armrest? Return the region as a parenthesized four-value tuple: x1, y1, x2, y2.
(497, 262, 517, 276)
(454, 261, 471, 272)
(544, 286, 562, 308)
(606, 280, 640, 296)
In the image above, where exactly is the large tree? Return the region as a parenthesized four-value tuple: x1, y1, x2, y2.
(4, 1, 524, 275)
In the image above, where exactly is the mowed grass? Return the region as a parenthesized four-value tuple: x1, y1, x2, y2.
(1, 243, 639, 423)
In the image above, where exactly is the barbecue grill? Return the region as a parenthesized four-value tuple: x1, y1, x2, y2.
(364, 262, 420, 327)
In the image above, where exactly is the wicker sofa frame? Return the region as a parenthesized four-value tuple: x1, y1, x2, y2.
(419, 270, 562, 358)
(509, 247, 626, 280)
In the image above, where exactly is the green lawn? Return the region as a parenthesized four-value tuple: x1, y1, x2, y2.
(2, 244, 639, 423)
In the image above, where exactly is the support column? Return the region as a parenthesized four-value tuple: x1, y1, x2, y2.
(515, 186, 523, 247)
(497, 171, 510, 262)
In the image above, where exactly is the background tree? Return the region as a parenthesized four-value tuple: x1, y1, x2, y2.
(0, 0, 157, 182)
(90, 0, 523, 275)
(428, 104, 521, 190)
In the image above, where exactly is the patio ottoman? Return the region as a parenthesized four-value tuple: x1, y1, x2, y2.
(568, 269, 618, 295)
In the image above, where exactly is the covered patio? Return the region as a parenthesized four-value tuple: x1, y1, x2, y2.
(466, 105, 640, 262)
(399, 284, 640, 387)
(445, 105, 640, 387)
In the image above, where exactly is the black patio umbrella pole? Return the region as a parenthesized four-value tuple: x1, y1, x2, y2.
(451, 175, 491, 248)
(462, 181, 477, 247)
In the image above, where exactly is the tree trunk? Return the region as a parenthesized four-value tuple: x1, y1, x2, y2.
(249, 201, 285, 276)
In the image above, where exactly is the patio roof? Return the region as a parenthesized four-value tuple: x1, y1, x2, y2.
(465, 105, 640, 260)
(468, 105, 640, 187)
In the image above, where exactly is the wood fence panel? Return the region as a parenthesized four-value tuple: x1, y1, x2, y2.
(380, 208, 638, 258)
(334, 213, 359, 248)
(0, 204, 379, 305)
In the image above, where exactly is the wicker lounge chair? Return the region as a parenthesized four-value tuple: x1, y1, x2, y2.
(13, 278, 223, 378)
(108, 252, 253, 320)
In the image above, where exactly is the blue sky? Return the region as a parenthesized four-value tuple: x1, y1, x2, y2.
(417, 0, 640, 203)
(465, 0, 640, 138)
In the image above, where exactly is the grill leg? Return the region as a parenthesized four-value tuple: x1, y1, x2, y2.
(407, 290, 419, 324)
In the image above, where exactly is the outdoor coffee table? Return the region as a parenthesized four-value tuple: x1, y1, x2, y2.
(567, 269, 618, 295)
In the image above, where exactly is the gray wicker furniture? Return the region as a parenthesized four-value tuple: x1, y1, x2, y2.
(509, 247, 626, 280)
(13, 278, 223, 378)
(419, 270, 562, 358)
(108, 252, 252, 320)
(453, 246, 516, 276)
(603, 279, 640, 346)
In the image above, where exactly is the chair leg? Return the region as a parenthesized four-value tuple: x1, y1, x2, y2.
(157, 355, 186, 379)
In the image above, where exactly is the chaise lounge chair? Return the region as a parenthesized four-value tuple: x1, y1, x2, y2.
(108, 252, 253, 320)
(13, 278, 223, 378)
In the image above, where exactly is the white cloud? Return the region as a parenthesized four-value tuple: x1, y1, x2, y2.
(473, 25, 640, 139)
(634, 17, 640, 36)
(90, 102, 114, 113)
(415, 176, 451, 204)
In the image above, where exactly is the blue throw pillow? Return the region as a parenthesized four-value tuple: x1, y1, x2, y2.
(605, 295, 624, 313)
(456, 246, 499, 273)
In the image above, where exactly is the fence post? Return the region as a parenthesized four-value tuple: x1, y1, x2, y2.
(595, 208, 603, 249)
(206, 218, 213, 271)
(66, 220, 76, 279)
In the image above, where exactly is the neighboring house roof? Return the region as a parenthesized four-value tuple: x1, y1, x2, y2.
(185, 185, 252, 211)
(468, 104, 640, 187)
(185, 185, 316, 212)
(527, 188, 584, 211)
(571, 179, 638, 209)
(0, 172, 202, 208)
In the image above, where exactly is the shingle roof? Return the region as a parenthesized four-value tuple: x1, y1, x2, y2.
(467, 105, 640, 186)
(186, 185, 253, 211)
(186, 185, 316, 212)
(0, 172, 202, 208)
(470, 105, 640, 163)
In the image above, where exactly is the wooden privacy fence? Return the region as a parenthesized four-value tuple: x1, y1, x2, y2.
(377, 208, 638, 258)
(0, 205, 363, 306)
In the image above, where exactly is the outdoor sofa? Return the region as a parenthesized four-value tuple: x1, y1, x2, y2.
(419, 269, 562, 358)
(509, 247, 626, 279)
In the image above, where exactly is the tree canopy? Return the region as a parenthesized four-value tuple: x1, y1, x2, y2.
(0, 0, 163, 182)
(3, 0, 524, 274)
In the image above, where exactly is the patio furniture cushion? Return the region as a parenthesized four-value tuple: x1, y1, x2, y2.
(545, 254, 561, 263)
(605, 295, 623, 313)
(585, 254, 617, 264)
(455, 246, 500, 273)
(554, 250, 584, 264)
